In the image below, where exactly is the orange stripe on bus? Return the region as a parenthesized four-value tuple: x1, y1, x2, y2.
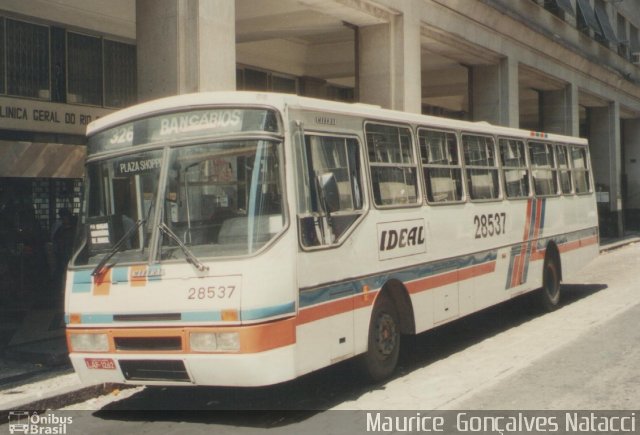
(406, 270, 458, 294)
(67, 319, 296, 354)
(93, 269, 111, 295)
(130, 265, 147, 287)
(297, 297, 354, 325)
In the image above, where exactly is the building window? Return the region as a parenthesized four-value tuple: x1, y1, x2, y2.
(617, 14, 629, 59)
(104, 40, 136, 108)
(327, 85, 354, 102)
(237, 66, 299, 94)
(5, 18, 50, 99)
(0, 18, 4, 95)
(271, 74, 297, 94)
(67, 32, 102, 106)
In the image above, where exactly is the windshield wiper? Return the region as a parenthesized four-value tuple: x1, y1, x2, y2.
(158, 222, 209, 272)
(91, 219, 145, 276)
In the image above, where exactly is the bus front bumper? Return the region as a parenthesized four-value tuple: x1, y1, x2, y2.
(69, 345, 297, 387)
(66, 318, 297, 387)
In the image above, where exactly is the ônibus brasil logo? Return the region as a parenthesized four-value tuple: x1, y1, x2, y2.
(7, 411, 72, 434)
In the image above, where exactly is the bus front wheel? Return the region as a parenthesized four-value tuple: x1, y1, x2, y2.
(539, 253, 561, 311)
(360, 293, 400, 382)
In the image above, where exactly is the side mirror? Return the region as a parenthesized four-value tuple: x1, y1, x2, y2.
(317, 172, 340, 213)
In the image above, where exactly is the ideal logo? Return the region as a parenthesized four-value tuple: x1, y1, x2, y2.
(377, 219, 427, 261)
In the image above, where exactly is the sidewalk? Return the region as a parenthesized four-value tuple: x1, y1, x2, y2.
(1, 235, 638, 412)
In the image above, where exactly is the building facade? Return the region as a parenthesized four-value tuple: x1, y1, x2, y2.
(2, 0, 640, 299)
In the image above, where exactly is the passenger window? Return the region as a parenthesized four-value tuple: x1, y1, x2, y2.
(418, 129, 463, 203)
(298, 135, 364, 247)
(365, 123, 419, 206)
(499, 138, 530, 199)
(529, 141, 558, 196)
(571, 146, 591, 194)
(462, 134, 500, 200)
(556, 144, 573, 194)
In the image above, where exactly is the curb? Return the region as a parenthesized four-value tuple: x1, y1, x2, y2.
(0, 383, 123, 417)
(599, 237, 640, 253)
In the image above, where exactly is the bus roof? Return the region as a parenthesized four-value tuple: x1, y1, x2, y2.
(87, 91, 588, 145)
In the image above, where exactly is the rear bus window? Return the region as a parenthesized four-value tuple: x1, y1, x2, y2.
(365, 123, 419, 207)
(571, 146, 591, 194)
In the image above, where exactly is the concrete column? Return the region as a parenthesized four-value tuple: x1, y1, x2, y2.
(470, 57, 519, 128)
(541, 83, 579, 136)
(590, 102, 623, 237)
(136, 0, 236, 102)
(622, 118, 640, 230)
(358, 4, 421, 113)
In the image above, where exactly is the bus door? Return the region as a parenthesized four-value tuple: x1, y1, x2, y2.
(295, 131, 366, 362)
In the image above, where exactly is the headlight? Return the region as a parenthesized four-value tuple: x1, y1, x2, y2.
(190, 332, 217, 352)
(190, 331, 239, 352)
(69, 333, 109, 352)
(216, 332, 240, 351)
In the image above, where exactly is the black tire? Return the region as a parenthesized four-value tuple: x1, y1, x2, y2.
(539, 253, 561, 311)
(359, 294, 400, 382)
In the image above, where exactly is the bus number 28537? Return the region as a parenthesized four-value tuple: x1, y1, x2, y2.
(188, 286, 236, 300)
(474, 213, 507, 239)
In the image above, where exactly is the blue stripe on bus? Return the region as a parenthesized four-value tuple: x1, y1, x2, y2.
(72, 270, 93, 293)
(112, 267, 129, 283)
(181, 311, 221, 322)
(66, 300, 297, 325)
(242, 301, 296, 321)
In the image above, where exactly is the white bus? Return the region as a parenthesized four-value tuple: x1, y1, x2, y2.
(65, 92, 598, 386)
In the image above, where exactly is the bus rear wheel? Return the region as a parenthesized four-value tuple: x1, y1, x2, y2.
(539, 253, 561, 311)
(360, 294, 400, 382)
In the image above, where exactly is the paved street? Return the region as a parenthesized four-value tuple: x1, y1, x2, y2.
(40, 242, 640, 432)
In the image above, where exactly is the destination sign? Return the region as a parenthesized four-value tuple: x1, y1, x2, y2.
(88, 108, 280, 154)
(114, 157, 162, 176)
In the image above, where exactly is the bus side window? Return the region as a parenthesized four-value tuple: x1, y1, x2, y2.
(556, 144, 573, 194)
(365, 123, 419, 206)
(462, 134, 500, 200)
(529, 141, 558, 196)
(498, 138, 530, 199)
(299, 135, 364, 247)
(418, 129, 463, 203)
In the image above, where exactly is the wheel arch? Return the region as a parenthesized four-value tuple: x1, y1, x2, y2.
(376, 278, 415, 335)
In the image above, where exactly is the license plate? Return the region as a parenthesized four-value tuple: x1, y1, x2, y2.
(85, 358, 116, 370)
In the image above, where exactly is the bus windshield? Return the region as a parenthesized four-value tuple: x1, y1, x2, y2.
(73, 139, 285, 267)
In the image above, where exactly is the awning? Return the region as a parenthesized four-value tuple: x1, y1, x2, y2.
(0, 141, 86, 178)
(576, 0, 603, 35)
(552, 0, 575, 17)
(594, 1, 620, 44)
